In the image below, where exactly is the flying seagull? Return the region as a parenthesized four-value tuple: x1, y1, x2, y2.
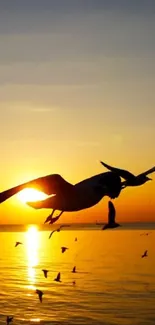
(102, 201, 120, 230)
(141, 250, 148, 258)
(100, 161, 155, 188)
(42, 269, 48, 278)
(54, 272, 61, 282)
(15, 241, 22, 247)
(49, 225, 68, 239)
(6, 316, 13, 325)
(61, 246, 68, 253)
(36, 289, 43, 302)
(0, 169, 122, 224)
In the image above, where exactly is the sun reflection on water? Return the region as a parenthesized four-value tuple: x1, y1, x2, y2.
(25, 225, 39, 289)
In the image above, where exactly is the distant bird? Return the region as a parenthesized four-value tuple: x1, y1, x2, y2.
(141, 250, 148, 258)
(36, 289, 43, 302)
(49, 225, 68, 239)
(6, 316, 13, 325)
(15, 241, 22, 247)
(72, 281, 76, 285)
(42, 269, 48, 278)
(61, 246, 68, 253)
(102, 201, 120, 230)
(75, 237, 77, 242)
(54, 272, 61, 282)
(100, 161, 155, 188)
(72, 266, 76, 273)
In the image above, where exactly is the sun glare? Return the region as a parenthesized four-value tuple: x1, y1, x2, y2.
(25, 225, 40, 288)
(17, 188, 48, 203)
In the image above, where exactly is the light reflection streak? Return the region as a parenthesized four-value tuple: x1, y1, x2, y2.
(25, 225, 39, 290)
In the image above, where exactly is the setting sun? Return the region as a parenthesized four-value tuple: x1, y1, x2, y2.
(17, 188, 48, 203)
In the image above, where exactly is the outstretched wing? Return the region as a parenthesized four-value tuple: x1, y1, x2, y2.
(108, 201, 116, 223)
(100, 161, 135, 180)
(138, 166, 155, 177)
(0, 174, 73, 204)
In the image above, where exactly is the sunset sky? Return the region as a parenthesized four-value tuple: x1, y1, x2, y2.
(0, 0, 155, 224)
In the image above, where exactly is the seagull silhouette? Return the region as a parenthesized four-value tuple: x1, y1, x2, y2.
(0, 169, 122, 224)
(6, 316, 13, 325)
(72, 266, 76, 273)
(100, 161, 155, 188)
(61, 246, 68, 253)
(141, 250, 148, 258)
(42, 269, 48, 278)
(36, 289, 43, 302)
(49, 225, 68, 239)
(15, 241, 22, 247)
(54, 272, 61, 282)
(102, 201, 120, 230)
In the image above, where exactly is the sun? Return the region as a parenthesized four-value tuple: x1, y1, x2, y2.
(17, 188, 48, 203)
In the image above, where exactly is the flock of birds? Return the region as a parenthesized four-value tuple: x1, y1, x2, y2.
(3, 160, 155, 324)
(7, 198, 149, 324)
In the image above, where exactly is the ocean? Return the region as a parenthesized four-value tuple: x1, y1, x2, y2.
(0, 223, 155, 324)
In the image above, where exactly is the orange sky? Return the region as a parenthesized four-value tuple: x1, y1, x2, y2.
(0, 1, 155, 224)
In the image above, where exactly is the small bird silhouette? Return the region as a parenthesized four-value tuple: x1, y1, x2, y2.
(54, 272, 61, 282)
(42, 269, 48, 278)
(36, 289, 43, 302)
(6, 316, 13, 325)
(61, 246, 68, 253)
(49, 225, 67, 239)
(141, 250, 148, 258)
(15, 241, 22, 247)
(102, 201, 120, 230)
(72, 281, 76, 285)
(72, 266, 76, 273)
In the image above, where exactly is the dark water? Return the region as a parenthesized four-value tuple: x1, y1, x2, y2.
(0, 224, 155, 324)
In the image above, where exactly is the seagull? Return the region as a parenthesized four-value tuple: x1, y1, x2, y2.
(141, 250, 148, 258)
(0, 168, 123, 224)
(42, 269, 48, 278)
(6, 316, 13, 325)
(61, 246, 68, 253)
(102, 201, 120, 230)
(49, 225, 68, 239)
(72, 266, 76, 273)
(15, 241, 22, 247)
(36, 289, 43, 302)
(54, 272, 61, 282)
(100, 161, 155, 188)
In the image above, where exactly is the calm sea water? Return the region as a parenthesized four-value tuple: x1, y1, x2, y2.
(0, 224, 155, 324)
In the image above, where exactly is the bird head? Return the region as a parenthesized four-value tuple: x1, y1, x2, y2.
(142, 175, 152, 183)
(146, 176, 152, 181)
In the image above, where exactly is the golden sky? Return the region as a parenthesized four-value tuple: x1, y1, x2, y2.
(0, 1, 155, 224)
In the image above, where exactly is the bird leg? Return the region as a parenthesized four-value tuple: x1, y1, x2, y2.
(44, 209, 55, 224)
(49, 211, 64, 224)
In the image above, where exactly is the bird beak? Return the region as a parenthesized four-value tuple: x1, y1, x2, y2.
(148, 177, 152, 181)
